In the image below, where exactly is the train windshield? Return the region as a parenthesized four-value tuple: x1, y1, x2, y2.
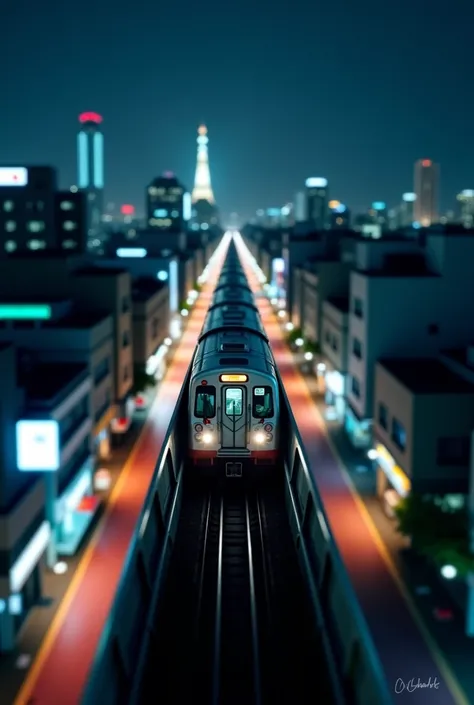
(252, 386, 274, 418)
(195, 385, 216, 418)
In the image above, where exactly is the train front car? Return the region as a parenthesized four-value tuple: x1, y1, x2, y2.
(189, 241, 279, 478)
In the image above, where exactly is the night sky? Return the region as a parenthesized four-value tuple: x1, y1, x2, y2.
(1, 0, 473, 223)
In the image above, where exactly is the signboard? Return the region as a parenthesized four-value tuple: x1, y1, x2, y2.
(16, 420, 60, 471)
(0, 167, 28, 187)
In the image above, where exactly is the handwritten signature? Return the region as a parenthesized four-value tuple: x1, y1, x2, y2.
(395, 677, 440, 694)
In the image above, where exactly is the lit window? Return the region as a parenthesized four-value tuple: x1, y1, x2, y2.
(62, 239, 77, 249)
(27, 239, 46, 250)
(154, 209, 168, 217)
(27, 221, 45, 233)
(5, 220, 16, 232)
(63, 220, 77, 230)
(60, 201, 75, 211)
(4, 240, 16, 252)
(3, 200, 14, 212)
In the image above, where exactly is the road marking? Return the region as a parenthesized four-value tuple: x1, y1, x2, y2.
(288, 340, 470, 705)
(13, 273, 221, 705)
(240, 260, 470, 705)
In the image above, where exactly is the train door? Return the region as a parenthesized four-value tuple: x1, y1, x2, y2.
(220, 386, 247, 449)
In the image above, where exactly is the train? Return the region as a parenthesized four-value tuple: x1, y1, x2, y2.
(189, 238, 279, 477)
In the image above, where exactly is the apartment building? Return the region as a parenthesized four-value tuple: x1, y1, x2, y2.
(372, 358, 474, 517)
(345, 233, 474, 447)
(0, 257, 134, 435)
(0, 343, 96, 651)
(0, 302, 114, 460)
(132, 278, 170, 381)
(320, 296, 350, 420)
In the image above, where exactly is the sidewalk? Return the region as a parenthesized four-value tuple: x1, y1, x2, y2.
(0, 408, 148, 704)
(301, 369, 474, 703)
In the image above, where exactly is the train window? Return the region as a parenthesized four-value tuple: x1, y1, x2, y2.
(194, 385, 216, 418)
(252, 386, 274, 418)
(225, 387, 243, 416)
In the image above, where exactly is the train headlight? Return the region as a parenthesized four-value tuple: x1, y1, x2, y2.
(264, 424, 273, 432)
(195, 423, 203, 432)
(266, 433, 273, 442)
(254, 432, 265, 444)
(202, 432, 213, 444)
(195, 432, 203, 441)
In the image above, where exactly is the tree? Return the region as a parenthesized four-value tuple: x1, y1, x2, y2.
(287, 327, 303, 344)
(304, 339, 321, 355)
(131, 364, 155, 396)
(394, 493, 474, 576)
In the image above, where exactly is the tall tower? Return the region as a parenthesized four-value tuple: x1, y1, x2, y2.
(77, 112, 104, 246)
(414, 159, 438, 227)
(192, 125, 215, 203)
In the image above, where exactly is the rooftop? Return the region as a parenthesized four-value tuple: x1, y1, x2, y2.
(75, 266, 128, 276)
(325, 296, 349, 313)
(359, 253, 437, 278)
(132, 277, 167, 302)
(20, 362, 88, 402)
(378, 358, 474, 394)
(441, 347, 474, 369)
(43, 310, 111, 329)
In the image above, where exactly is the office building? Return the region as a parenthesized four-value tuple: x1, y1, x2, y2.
(305, 177, 329, 230)
(77, 112, 105, 247)
(399, 192, 417, 228)
(414, 159, 438, 226)
(146, 173, 189, 232)
(457, 189, 474, 228)
(328, 201, 351, 229)
(0, 166, 87, 255)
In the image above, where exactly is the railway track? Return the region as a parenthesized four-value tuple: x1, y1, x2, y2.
(137, 471, 335, 704)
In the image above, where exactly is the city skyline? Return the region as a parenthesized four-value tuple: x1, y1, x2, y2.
(1, 1, 473, 222)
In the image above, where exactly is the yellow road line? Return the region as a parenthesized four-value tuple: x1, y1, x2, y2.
(241, 257, 470, 705)
(14, 276, 219, 705)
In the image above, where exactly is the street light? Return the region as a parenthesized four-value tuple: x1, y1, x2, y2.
(467, 430, 474, 636)
(441, 564, 457, 580)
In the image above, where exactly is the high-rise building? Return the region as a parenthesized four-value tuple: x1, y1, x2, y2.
(414, 159, 438, 226)
(457, 189, 474, 228)
(294, 191, 307, 222)
(328, 201, 351, 229)
(146, 173, 188, 231)
(305, 177, 328, 230)
(0, 166, 87, 255)
(191, 125, 215, 204)
(400, 192, 417, 227)
(77, 112, 104, 246)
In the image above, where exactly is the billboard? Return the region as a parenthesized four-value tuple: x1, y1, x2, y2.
(16, 420, 60, 471)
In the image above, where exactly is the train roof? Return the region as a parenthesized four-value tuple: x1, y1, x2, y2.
(192, 327, 275, 377)
(215, 273, 249, 288)
(199, 304, 266, 341)
(209, 287, 257, 311)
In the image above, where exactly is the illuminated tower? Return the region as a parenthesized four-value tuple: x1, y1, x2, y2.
(414, 159, 438, 227)
(77, 112, 104, 246)
(192, 125, 215, 203)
